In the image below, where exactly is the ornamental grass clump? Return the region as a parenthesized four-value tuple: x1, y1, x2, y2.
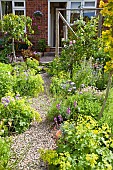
(40, 115, 113, 170)
(0, 93, 41, 136)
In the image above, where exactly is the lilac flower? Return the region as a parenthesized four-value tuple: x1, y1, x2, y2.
(70, 82, 75, 86)
(15, 94, 20, 100)
(74, 101, 77, 108)
(54, 117, 57, 123)
(58, 115, 63, 122)
(81, 84, 85, 88)
(67, 107, 71, 114)
(56, 104, 60, 110)
(1, 97, 10, 107)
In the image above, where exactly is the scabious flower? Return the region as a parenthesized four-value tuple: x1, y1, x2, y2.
(67, 107, 71, 114)
(54, 117, 57, 123)
(56, 104, 60, 110)
(1, 96, 12, 107)
(74, 101, 77, 108)
(58, 115, 63, 122)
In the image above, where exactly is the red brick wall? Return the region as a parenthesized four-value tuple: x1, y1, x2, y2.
(26, 0, 48, 49)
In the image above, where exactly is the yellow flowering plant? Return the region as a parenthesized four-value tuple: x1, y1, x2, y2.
(98, 0, 113, 119)
(39, 115, 113, 170)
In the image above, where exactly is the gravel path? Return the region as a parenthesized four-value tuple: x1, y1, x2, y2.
(11, 73, 56, 170)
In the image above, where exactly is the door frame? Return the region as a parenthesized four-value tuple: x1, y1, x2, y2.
(48, 0, 70, 46)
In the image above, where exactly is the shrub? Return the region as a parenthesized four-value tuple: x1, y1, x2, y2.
(47, 90, 103, 123)
(0, 62, 14, 99)
(0, 93, 41, 136)
(40, 115, 113, 170)
(13, 62, 44, 97)
(50, 76, 76, 97)
(0, 137, 11, 170)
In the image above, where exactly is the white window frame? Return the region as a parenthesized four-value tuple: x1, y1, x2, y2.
(0, 0, 26, 19)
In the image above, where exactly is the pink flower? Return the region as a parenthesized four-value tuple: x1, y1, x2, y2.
(69, 41, 73, 45)
(38, 26, 41, 30)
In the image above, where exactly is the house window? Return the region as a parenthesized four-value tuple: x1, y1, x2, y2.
(84, 2, 95, 7)
(71, 0, 96, 21)
(71, 2, 81, 9)
(1, 1, 12, 16)
(15, 10, 24, 15)
(14, 2, 24, 7)
(0, 0, 25, 19)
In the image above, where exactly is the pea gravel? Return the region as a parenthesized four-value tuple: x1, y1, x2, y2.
(10, 73, 56, 170)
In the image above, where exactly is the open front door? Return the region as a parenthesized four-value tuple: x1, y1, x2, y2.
(50, 2, 67, 47)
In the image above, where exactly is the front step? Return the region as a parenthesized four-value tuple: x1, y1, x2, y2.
(44, 52, 55, 57)
(39, 56, 55, 66)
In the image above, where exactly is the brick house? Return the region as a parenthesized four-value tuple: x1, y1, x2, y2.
(0, 0, 107, 49)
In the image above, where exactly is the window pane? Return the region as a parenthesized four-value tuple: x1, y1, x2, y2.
(71, 2, 81, 9)
(14, 2, 24, 7)
(15, 10, 24, 15)
(1, 1, 12, 15)
(83, 12, 95, 18)
(84, 2, 95, 7)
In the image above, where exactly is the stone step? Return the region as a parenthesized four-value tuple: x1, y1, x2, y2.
(43, 52, 55, 57)
(39, 56, 55, 66)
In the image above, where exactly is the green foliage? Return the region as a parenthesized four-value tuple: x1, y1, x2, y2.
(0, 61, 44, 99)
(26, 58, 40, 74)
(40, 116, 113, 170)
(47, 90, 103, 122)
(0, 137, 11, 170)
(100, 87, 113, 133)
(37, 39, 46, 52)
(50, 75, 75, 97)
(0, 63, 14, 99)
(0, 93, 41, 136)
(0, 14, 34, 46)
(13, 65, 44, 97)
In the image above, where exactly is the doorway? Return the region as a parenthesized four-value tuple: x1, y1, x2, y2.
(50, 2, 67, 47)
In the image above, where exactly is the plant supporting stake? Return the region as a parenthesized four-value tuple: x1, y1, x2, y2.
(98, 71, 113, 119)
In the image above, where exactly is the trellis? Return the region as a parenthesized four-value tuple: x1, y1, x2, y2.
(55, 8, 103, 56)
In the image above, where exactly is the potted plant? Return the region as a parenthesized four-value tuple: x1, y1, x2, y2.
(37, 39, 46, 55)
(46, 45, 51, 52)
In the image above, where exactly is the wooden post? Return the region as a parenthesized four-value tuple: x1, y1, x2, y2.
(55, 9, 59, 57)
(98, 13, 103, 37)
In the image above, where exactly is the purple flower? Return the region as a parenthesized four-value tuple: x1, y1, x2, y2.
(56, 104, 60, 110)
(54, 117, 57, 123)
(67, 107, 71, 114)
(38, 26, 41, 30)
(58, 115, 63, 122)
(1, 97, 10, 107)
(74, 101, 77, 108)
